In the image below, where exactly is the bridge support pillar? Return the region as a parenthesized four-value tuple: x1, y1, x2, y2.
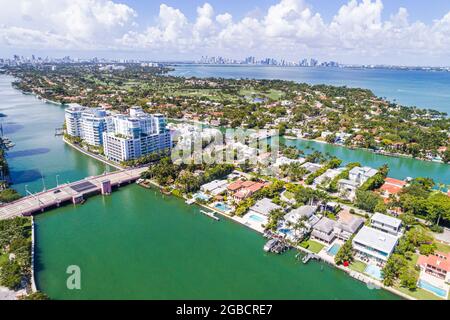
(101, 180, 112, 195)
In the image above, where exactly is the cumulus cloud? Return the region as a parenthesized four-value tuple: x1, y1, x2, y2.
(0, 0, 136, 49)
(3, 0, 450, 64)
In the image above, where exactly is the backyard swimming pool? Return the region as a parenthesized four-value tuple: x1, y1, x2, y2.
(418, 279, 447, 298)
(248, 214, 266, 223)
(364, 264, 383, 281)
(214, 202, 231, 212)
(327, 243, 341, 256)
(193, 192, 210, 201)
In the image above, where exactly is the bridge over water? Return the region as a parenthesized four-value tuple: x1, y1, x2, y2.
(0, 167, 148, 220)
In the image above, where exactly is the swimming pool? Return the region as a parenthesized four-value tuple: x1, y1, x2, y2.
(193, 192, 210, 201)
(278, 228, 293, 236)
(248, 214, 265, 223)
(214, 202, 231, 212)
(418, 279, 447, 298)
(364, 264, 383, 280)
(327, 244, 341, 256)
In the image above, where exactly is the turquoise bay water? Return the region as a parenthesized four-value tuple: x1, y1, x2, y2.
(0, 75, 113, 195)
(0, 73, 401, 299)
(282, 137, 450, 185)
(170, 65, 450, 114)
(34, 184, 399, 300)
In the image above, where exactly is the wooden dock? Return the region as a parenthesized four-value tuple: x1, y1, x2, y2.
(0, 167, 148, 220)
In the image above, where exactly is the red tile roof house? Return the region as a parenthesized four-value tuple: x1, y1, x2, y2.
(417, 252, 450, 283)
(227, 180, 266, 202)
(379, 177, 407, 198)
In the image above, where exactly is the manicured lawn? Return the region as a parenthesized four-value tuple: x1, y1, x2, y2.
(405, 253, 419, 269)
(394, 285, 443, 300)
(301, 240, 325, 254)
(434, 242, 450, 254)
(349, 261, 367, 273)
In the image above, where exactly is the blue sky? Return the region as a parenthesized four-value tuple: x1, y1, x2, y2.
(2, 0, 450, 65)
(126, 0, 450, 24)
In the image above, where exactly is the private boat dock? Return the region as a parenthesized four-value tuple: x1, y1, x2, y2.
(200, 210, 220, 221)
(0, 167, 148, 220)
(264, 239, 290, 254)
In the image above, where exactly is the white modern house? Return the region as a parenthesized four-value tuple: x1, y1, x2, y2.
(370, 213, 403, 236)
(200, 180, 228, 196)
(338, 166, 378, 200)
(352, 226, 399, 262)
(301, 162, 323, 174)
(313, 168, 345, 187)
(249, 198, 282, 216)
(284, 205, 320, 229)
(337, 179, 360, 200)
(348, 166, 378, 185)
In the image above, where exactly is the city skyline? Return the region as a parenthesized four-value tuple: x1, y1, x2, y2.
(2, 0, 450, 66)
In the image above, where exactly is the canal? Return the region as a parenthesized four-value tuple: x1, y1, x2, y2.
(0, 74, 411, 299)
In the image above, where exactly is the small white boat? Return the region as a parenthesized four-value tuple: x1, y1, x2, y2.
(185, 198, 196, 205)
(264, 239, 278, 252)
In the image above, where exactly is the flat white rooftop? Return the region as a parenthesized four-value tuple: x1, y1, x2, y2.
(353, 226, 398, 254)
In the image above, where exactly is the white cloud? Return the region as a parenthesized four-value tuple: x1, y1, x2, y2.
(0, 0, 136, 49)
(3, 0, 450, 64)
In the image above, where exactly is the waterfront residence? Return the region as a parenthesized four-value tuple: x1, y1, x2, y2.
(379, 177, 407, 198)
(313, 167, 345, 188)
(337, 166, 378, 199)
(337, 179, 360, 200)
(352, 226, 399, 263)
(348, 166, 378, 185)
(284, 205, 319, 229)
(249, 198, 282, 216)
(334, 211, 365, 241)
(301, 162, 323, 174)
(227, 180, 266, 202)
(271, 156, 306, 176)
(200, 180, 228, 196)
(417, 252, 450, 283)
(311, 217, 337, 244)
(370, 212, 403, 236)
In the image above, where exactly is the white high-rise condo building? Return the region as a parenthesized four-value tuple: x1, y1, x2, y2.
(81, 108, 110, 146)
(103, 107, 172, 162)
(65, 105, 110, 146)
(65, 105, 171, 162)
(65, 104, 85, 137)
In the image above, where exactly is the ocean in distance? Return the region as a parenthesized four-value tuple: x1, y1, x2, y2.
(170, 65, 450, 115)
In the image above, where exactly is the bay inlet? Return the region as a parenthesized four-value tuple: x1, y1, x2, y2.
(1, 72, 441, 299)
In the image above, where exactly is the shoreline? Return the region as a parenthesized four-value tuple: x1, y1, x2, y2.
(141, 180, 414, 300)
(3, 78, 423, 300)
(62, 137, 124, 171)
(283, 135, 448, 165)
